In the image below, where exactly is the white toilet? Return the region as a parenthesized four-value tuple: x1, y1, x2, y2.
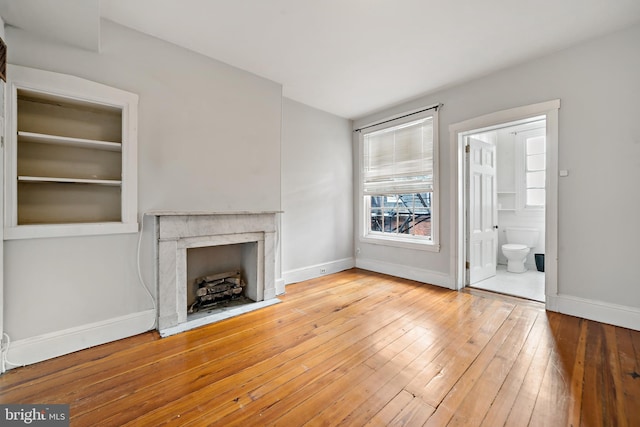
(501, 228, 540, 273)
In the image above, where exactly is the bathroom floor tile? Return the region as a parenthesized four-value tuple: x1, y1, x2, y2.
(470, 265, 544, 302)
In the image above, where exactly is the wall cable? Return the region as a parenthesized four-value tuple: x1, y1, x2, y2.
(1, 332, 24, 373)
(136, 212, 157, 330)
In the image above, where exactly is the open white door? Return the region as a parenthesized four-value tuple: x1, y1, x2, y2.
(468, 137, 498, 285)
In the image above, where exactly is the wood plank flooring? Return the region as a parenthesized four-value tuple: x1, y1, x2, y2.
(1, 269, 638, 426)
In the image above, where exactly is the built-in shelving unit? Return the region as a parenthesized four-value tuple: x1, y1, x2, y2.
(4, 65, 138, 239)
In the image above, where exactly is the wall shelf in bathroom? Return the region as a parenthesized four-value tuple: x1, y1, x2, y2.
(497, 192, 517, 211)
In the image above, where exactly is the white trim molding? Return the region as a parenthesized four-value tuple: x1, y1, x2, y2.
(356, 258, 451, 289)
(547, 294, 640, 331)
(283, 257, 355, 285)
(449, 100, 560, 298)
(4, 309, 155, 370)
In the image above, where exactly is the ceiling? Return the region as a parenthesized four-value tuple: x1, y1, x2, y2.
(0, 0, 100, 51)
(4, 1, 640, 119)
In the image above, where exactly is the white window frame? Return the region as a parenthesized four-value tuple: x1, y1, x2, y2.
(358, 108, 440, 252)
(515, 127, 546, 211)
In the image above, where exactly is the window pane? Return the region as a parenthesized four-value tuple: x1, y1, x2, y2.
(527, 189, 545, 206)
(370, 195, 384, 209)
(395, 195, 411, 234)
(526, 171, 545, 188)
(383, 208, 396, 232)
(402, 193, 432, 237)
(526, 136, 545, 155)
(527, 153, 545, 171)
(414, 192, 432, 209)
(370, 210, 383, 232)
(369, 196, 382, 231)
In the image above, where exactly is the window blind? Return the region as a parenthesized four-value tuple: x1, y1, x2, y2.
(362, 116, 433, 194)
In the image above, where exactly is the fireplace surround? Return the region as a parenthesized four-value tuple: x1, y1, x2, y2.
(153, 211, 280, 336)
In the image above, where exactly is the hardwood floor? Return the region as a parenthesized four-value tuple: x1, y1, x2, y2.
(1, 269, 638, 426)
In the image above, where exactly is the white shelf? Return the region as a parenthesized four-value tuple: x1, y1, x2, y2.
(18, 131, 122, 152)
(497, 192, 517, 211)
(18, 176, 122, 186)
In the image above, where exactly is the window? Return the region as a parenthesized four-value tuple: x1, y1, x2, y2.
(359, 108, 439, 250)
(522, 129, 546, 208)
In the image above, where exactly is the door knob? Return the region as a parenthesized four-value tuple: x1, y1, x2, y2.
(494, 225, 499, 229)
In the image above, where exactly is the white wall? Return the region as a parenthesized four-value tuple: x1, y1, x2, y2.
(354, 23, 640, 323)
(3, 20, 282, 362)
(281, 99, 354, 283)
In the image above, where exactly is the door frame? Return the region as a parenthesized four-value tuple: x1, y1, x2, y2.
(449, 100, 560, 305)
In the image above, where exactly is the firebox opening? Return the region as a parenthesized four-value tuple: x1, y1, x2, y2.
(186, 242, 259, 320)
(188, 269, 249, 313)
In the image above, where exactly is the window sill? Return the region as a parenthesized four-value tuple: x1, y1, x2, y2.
(4, 222, 139, 240)
(360, 234, 440, 252)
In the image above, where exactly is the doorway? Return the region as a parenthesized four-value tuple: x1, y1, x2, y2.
(449, 100, 559, 307)
(465, 119, 546, 301)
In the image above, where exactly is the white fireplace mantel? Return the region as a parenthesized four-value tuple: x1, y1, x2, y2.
(152, 211, 281, 335)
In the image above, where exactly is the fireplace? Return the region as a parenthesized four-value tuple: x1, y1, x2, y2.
(154, 211, 280, 336)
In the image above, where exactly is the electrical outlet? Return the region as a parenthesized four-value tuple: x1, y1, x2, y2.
(320, 268, 326, 274)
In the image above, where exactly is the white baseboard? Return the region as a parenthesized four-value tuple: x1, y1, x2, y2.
(356, 258, 451, 289)
(275, 278, 285, 295)
(4, 309, 156, 370)
(283, 257, 355, 285)
(546, 294, 640, 331)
